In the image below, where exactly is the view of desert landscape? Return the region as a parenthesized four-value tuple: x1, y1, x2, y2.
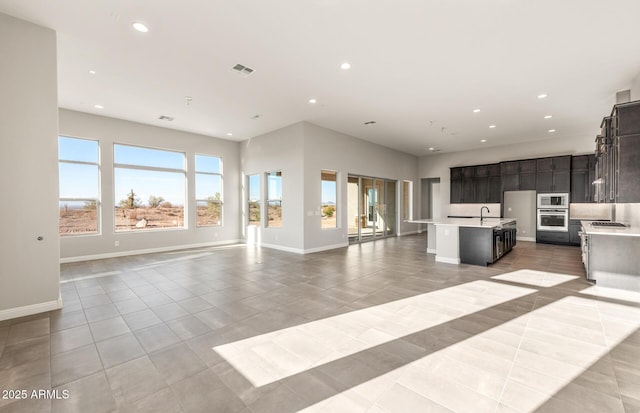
(58, 203, 225, 233)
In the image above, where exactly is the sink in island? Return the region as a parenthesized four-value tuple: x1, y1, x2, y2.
(407, 218, 517, 266)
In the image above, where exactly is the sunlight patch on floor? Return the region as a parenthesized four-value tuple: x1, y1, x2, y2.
(213, 279, 537, 387)
(580, 285, 640, 304)
(491, 269, 578, 287)
(300, 295, 639, 412)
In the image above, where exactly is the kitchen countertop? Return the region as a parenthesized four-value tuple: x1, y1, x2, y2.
(407, 218, 516, 229)
(581, 220, 640, 237)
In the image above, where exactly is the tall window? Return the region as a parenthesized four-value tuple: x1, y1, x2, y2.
(114, 144, 185, 232)
(248, 174, 261, 226)
(403, 180, 413, 221)
(266, 171, 282, 228)
(59, 136, 100, 235)
(195, 154, 223, 227)
(321, 170, 337, 229)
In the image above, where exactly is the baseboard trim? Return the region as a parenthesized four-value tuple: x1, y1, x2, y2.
(398, 230, 421, 236)
(260, 243, 305, 254)
(427, 248, 436, 254)
(303, 243, 349, 254)
(60, 239, 244, 263)
(0, 297, 63, 322)
(435, 256, 461, 265)
(517, 237, 536, 242)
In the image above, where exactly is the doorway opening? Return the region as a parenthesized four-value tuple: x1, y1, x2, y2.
(421, 178, 441, 219)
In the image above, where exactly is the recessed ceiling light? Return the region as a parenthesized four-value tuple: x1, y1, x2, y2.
(308, 98, 317, 104)
(544, 115, 553, 119)
(132, 22, 149, 33)
(489, 125, 496, 128)
(428, 147, 435, 151)
(94, 104, 104, 109)
(340, 62, 351, 70)
(88, 70, 96, 75)
(538, 93, 548, 99)
(473, 109, 481, 113)
(480, 139, 487, 143)
(548, 129, 556, 133)
(227, 132, 233, 136)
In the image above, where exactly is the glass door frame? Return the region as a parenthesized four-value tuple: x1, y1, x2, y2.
(348, 174, 398, 244)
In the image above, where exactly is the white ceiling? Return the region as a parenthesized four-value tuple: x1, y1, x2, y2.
(2, 0, 640, 156)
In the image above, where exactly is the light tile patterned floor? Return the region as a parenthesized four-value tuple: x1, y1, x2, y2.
(0, 236, 638, 413)
(214, 280, 536, 387)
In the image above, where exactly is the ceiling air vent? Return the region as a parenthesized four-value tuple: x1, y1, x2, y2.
(364, 121, 376, 125)
(158, 115, 174, 121)
(232, 63, 255, 78)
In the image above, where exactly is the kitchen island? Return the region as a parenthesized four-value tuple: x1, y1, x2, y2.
(580, 220, 640, 291)
(408, 218, 516, 265)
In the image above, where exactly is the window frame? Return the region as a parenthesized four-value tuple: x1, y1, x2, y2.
(247, 173, 261, 227)
(58, 135, 101, 237)
(195, 153, 224, 228)
(266, 170, 283, 228)
(113, 143, 187, 233)
(321, 170, 338, 229)
(403, 180, 413, 221)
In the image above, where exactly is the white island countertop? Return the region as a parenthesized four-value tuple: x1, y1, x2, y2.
(581, 220, 640, 237)
(407, 218, 516, 229)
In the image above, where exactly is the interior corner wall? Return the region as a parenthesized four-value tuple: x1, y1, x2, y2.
(418, 134, 594, 219)
(631, 72, 640, 101)
(302, 122, 420, 251)
(0, 13, 61, 319)
(240, 122, 305, 252)
(58, 109, 242, 260)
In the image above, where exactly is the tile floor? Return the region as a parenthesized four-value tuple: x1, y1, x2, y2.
(1, 236, 639, 413)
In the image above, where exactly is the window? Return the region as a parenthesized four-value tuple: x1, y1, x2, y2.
(195, 154, 223, 227)
(114, 144, 185, 231)
(403, 180, 413, 220)
(248, 174, 261, 226)
(266, 171, 282, 227)
(321, 170, 337, 229)
(59, 136, 100, 235)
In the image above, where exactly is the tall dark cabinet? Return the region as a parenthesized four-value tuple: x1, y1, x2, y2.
(571, 154, 595, 203)
(536, 155, 571, 193)
(500, 159, 537, 192)
(594, 101, 640, 203)
(450, 164, 501, 203)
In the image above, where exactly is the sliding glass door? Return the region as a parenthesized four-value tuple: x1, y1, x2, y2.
(348, 175, 397, 244)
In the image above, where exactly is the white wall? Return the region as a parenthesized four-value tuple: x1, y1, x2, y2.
(0, 13, 60, 319)
(631, 72, 640, 101)
(302, 122, 420, 251)
(418, 134, 594, 218)
(615, 204, 640, 227)
(59, 109, 242, 261)
(240, 121, 420, 253)
(504, 191, 537, 241)
(240, 123, 305, 251)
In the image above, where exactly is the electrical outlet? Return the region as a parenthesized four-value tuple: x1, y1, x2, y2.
(114, 241, 119, 247)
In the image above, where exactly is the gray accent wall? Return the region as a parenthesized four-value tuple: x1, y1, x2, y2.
(240, 122, 305, 251)
(59, 109, 242, 260)
(0, 13, 60, 317)
(241, 122, 420, 253)
(302, 123, 420, 251)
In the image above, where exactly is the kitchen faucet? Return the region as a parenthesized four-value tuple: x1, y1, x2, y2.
(480, 206, 490, 222)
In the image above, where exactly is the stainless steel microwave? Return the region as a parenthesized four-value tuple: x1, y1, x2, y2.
(537, 193, 569, 209)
